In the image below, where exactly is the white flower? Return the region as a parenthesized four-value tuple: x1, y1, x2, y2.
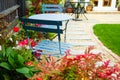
(0, 45, 1, 51)
(13, 45, 22, 50)
(16, 41, 18, 44)
(9, 37, 13, 41)
(25, 45, 30, 49)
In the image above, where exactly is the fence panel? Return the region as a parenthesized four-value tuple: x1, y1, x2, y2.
(0, 0, 17, 12)
(0, 0, 19, 38)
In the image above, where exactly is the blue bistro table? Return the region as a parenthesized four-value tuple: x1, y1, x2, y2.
(70, 0, 89, 21)
(29, 13, 72, 21)
(29, 13, 72, 56)
(29, 13, 72, 41)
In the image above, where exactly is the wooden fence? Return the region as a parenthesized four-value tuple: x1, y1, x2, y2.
(0, 0, 17, 12)
(0, 0, 20, 38)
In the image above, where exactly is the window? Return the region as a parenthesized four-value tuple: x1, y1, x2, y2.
(103, 0, 111, 6)
(94, 0, 98, 6)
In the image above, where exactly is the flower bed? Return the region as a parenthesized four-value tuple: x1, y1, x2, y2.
(28, 47, 120, 80)
(0, 25, 120, 80)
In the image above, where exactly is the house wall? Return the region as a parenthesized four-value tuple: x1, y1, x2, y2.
(92, 0, 117, 11)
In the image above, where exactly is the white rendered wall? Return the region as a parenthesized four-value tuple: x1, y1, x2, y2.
(93, 0, 117, 11)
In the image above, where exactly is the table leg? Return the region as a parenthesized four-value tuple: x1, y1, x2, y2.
(80, 7, 88, 20)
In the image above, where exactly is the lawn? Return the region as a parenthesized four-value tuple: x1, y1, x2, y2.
(93, 24, 120, 56)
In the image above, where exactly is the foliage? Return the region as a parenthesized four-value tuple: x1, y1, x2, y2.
(43, 0, 62, 4)
(88, 0, 94, 6)
(25, 0, 42, 16)
(25, 0, 63, 16)
(0, 46, 39, 80)
(13, 47, 34, 61)
(117, 0, 120, 7)
(0, 24, 43, 79)
(0, 24, 43, 48)
(93, 24, 120, 56)
(12, 25, 43, 42)
(29, 46, 120, 80)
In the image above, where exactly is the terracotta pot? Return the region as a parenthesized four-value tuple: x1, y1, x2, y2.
(86, 5, 93, 11)
(118, 6, 120, 11)
(66, 8, 73, 13)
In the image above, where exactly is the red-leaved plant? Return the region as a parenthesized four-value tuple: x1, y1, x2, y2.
(28, 46, 120, 80)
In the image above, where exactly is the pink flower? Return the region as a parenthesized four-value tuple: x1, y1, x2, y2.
(31, 41, 36, 47)
(18, 38, 36, 47)
(18, 41, 26, 46)
(23, 38, 28, 44)
(13, 26, 19, 32)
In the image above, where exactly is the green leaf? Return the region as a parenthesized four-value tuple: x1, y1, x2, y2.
(1, 45, 6, 57)
(24, 72, 33, 78)
(27, 66, 41, 73)
(8, 55, 15, 68)
(16, 54, 25, 66)
(0, 53, 3, 60)
(6, 47, 12, 57)
(16, 67, 29, 74)
(0, 62, 11, 70)
(9, 50, 16, 58)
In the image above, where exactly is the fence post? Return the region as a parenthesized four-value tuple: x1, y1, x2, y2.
(17, 0, 26, 17)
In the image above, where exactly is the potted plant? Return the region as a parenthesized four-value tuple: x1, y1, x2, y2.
(66, 8, 73, 13)
(117, 0, 120, 11)
(65, 0, 73, 13)
(86, 1, 94, 11)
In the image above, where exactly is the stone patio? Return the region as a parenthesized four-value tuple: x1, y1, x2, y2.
(55, 13, 120, 62)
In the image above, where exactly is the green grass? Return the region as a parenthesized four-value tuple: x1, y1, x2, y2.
(93, 24, 120, 56)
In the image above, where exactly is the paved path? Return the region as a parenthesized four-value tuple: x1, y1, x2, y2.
(55, 13, 120, 62)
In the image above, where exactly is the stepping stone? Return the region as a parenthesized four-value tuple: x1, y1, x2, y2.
(66, 36, 91, 40)
(67, 31, 87, 35)
(67, 28, 84, 31)
(68, 41, 96, 46)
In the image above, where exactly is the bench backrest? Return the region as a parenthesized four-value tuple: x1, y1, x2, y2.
(42, 4, 63, 13)
(20, 18, 63, 33)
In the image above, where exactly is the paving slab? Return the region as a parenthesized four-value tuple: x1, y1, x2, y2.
(54, 13, 120, 62)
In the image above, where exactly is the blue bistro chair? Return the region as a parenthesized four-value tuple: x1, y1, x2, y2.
(41, 4, 63, 40)
(20, 18, 72, 56)
(42, 4, 63, 13)
(41, 4, 69, 42)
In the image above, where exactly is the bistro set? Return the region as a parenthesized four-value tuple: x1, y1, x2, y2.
(20, 0, 90, 57)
